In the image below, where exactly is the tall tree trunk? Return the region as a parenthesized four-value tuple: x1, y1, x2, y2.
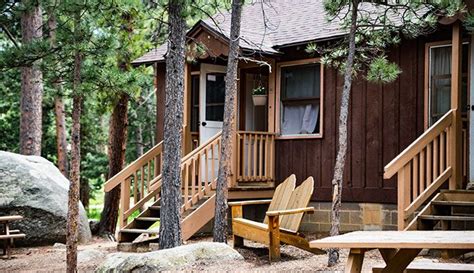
(159, 0, 186, 250)
(66, 49, 82, 273)
(20, 0, 43, 155)
(49, 11, 69, 177)
(136, 123, 144, 157)
(54, 97, 69, 177)
(327, 0, 359, 267)
(213, 0, 243, 243)
(98, 93, 129, 235)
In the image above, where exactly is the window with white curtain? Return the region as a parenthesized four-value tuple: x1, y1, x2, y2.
(428, 43, 468, 126)
(280, 63, 321, 136)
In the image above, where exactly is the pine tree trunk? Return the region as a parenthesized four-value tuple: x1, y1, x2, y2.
(98, 93, 129, 235)
(159, 0, 186, 249)
(213, 0, 243, 243)
(66, 49, 82, 273)
(98, 11, 133, 235)
(327, 0, 359, 267)
(136, 123, 144, 157)
(20, 0, 43, 156)
(49, 10, 69, 178)
(54, 96, 69, 176)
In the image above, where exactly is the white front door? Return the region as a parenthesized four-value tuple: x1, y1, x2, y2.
(199, 64, 226, 144)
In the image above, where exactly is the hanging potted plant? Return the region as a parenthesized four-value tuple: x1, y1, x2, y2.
(252, 86, 267, 106)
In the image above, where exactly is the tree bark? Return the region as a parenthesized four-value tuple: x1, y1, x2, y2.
(327, 0, 359, 267)
(54, 97, 69, 177)
(136, 123, 144, 157)
(213, 0, 243, 243)
(20, 0, 43, 156)
(48, 10, 69, 178)
(98, 93, 129, 235)
(66, 48, 82, 273)
(159, 0, 186, 250)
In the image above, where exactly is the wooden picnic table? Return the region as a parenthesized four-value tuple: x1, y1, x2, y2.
(309, 231, 474, 273)
(0, 215, 25, 259)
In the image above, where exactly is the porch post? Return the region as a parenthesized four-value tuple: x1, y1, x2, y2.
(230, 68, 240, 188)
(267, 59, 276, 133)
(450, 21, 463, 190)
(183, 63, 192, 154)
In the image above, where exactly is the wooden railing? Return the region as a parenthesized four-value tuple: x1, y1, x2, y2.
(105, 129, 276, 231)
(180, 132, 221, 211)
(384, 110, 455, 230)
(104, 141, 164, 227)
(236, 131, 275, 183)
(104, 132, 222, 229)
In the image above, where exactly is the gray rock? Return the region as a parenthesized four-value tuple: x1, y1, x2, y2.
(79, 249, 106, 263)
(0, 151, 92, 246)
(53, 243, 66, 249)
(96, 242, 243, 273)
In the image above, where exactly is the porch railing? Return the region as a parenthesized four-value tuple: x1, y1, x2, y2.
(384, 109, 454, 230)
(236, 131, 275, 183)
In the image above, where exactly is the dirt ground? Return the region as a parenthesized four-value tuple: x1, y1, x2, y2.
(0, 235, 465, 272)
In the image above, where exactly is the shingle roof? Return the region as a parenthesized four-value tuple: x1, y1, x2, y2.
(132, 0, 427, 65)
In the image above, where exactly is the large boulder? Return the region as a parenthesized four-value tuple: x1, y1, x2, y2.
(97, 242, 244, 272)
(0, 151, 92, 246)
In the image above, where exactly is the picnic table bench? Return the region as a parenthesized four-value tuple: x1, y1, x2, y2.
(0, 215, 26, 259)
(309, 231, 474, 273)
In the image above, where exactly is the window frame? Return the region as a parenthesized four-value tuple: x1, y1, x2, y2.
(424, 40, 470, 130)
(275, 58, 324, 139)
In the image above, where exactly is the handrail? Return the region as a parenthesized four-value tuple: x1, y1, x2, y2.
(384, 109, 454, 179)
(383, 109, 455, 230)
(116, 131, 222, 229)
(105, 141, 163, 192)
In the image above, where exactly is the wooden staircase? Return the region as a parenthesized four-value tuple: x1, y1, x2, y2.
(406, 190, 474, 231)
(384, 109, 469, 231)
(104, 133, 222, 244)
(104, 130, 276, 245)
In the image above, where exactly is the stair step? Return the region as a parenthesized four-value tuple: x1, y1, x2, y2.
(120, 228, 160, 234)
(432, 201, 474, 207)
(419, 215, 474, 221)
(135, 217, 160, 222)
(149, 206, 161, 211)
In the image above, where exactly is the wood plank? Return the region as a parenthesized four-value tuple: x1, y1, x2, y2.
(412, 155, 419, 199)
(384, 110, 453, 179)
(450, 21, 462, 189)
(373, 261, 474, 273)
(345, 249, 366, 273)
(182, 194, 216, 241)
(404, 167, 452, 217)
(268, 215, 281, 261)
(0, 216, 23, 222)
(382, 249, 421, 273)
(280, 177, 314, 232)
(309, 231, 474, 249)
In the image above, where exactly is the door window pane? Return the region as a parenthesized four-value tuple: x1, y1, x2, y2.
(206, 73, 225, 121)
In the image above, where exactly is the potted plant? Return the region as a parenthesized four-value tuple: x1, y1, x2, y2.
(252, 86, 267, 106)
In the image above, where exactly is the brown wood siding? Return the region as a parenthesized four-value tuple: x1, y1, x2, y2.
(274, 33, 452, 204)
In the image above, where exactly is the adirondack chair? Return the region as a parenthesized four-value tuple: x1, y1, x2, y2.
(230, 175, 325, 261)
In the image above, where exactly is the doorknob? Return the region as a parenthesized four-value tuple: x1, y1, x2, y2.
(201, 121, 207, 127)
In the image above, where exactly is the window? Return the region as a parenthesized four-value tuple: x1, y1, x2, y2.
(190, 75, 200, 132)
(205, 73, 225, 122)
(427, 43, 468, 126)
(278, 62, 323, 137)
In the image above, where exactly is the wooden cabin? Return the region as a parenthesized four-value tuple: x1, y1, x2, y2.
(105, 0, 474, 243)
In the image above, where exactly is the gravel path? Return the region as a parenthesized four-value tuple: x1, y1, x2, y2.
(0, 235, 463, 272)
